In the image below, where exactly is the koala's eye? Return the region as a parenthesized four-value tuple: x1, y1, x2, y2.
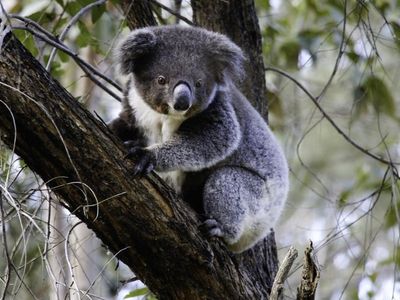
(157, 75, 166, 85)
(195, 80, 202, 88)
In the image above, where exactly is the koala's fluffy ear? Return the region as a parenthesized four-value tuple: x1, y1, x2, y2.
(117, 29, 157, 74)
(208, 35, 246, 82)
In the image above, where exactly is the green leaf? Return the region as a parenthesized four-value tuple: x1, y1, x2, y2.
(267, 90, 283, 118)
(298, 29, 324, 63)
(255, 0, 271, 10)
(353, 86, 368, 116)
(55, 0, 65, 7)
(124, 287, 149, 299)
(327, 0, 345, 11)
(146, 294, 158, 300)
(369, 272, 378, 283)
(14, 32, 39, 57)
(53, 17, 69, 33)
(76, 21, 91, 48)
(354, 75, 396, 118)
(338, 189, 351, 207)
(57, 50, 70, 63)
(279, 39, 301, 69)
(26, 11, 44, 22)
(27, 11, 57, 25)
(367, 290, 375, 298)
(385, 200, 400, 228)
(78, 0, 95, 6)
(366, 76, 395, 117)
(298, 29, 323, 44)
(267, 90, 285, 130)
(390, 21, 400, 50)
(64, 0, 94, 15)
(49, 60, 64, 77)
(91, 3, 106, 24)
(373, 0, 390, 12)
(65, 1, 83, 16)
(304, 0, 326, 15)
(346, 51, 360, 63)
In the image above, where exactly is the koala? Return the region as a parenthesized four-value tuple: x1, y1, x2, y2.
(109, 25, 289, 253)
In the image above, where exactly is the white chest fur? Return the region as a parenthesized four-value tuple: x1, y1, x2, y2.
(128, 85, 186, 192)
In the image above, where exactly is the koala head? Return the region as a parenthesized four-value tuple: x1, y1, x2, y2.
(116, 25, 245, 118)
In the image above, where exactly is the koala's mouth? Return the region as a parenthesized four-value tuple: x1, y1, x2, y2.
(153, 102, 190, 118)
(154, 103, 170, 115)
(167, 105, 192, 119)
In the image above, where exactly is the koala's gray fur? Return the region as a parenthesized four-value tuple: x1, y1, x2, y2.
(109, 25, 289, 253)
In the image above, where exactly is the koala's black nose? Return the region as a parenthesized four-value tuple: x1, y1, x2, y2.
(174, 96, 190, 111)
(173, 82, 192, 111)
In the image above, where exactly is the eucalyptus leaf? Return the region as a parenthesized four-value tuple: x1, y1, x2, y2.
(124, 287, 149, 299)
(14, 32, 39, 57)
(279, 39, 301, 69)
(365, 76, 395, 117)
(354, 75, 396, 118)
(92, 4, 106, 24)
(390, 21, 400, 50)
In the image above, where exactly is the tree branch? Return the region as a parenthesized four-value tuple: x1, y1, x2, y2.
(150, 0, 194, 25)
(265, 66, 399, 166)
(45, 0, 107, 70)
(120, 0, 157, 29)
(191, 0, 268, 119)
(9, 22, 122, 101)
(297, 242, 320, 300)
(270, 246, 298, 300)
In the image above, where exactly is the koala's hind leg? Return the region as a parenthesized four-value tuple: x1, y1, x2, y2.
(203, 166, 272, 253)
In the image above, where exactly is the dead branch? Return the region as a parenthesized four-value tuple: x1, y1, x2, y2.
(296, 241, 320, 300)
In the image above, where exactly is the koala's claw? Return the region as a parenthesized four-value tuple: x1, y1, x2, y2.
(202, 219, 224, 237)
(125, 146, 155, 176)
(124, 144, 143, 160)
(123, 140, 142, 150)
(130, 156, 154, 176)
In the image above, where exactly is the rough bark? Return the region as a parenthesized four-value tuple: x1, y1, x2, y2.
(121, 0, 157, 28)
(0, 26, 278, 299)
(192, 0, 268, 119)
(297, 242, 320, 300)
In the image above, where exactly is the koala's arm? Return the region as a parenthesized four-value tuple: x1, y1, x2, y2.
(152, 97, 241, 172)
(108, 110, 146, 146)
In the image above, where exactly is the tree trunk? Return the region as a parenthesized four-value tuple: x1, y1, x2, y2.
(120, 0, 157, 28)
(0, 25, 278, 300)
(191, 0, 269, 119)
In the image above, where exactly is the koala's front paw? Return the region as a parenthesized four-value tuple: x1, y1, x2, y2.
(124, 145, 155, 176)
(202, 219, 224, 238)
(123, 140, 143, 149)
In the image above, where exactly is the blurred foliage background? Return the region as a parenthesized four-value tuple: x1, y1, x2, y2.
(1, 0, 400, 299)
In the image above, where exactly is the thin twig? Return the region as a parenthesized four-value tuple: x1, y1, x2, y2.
(11, 23, 121, 91)
(77, 60, 122, 102)
(173, 0, 183, 24)
(150, 0, 194, 25)
(9, 14, 59, 42)
(120, 277, 139, 285)
(65, 221, 83, 300)
(0, 191, 12, 300)
(82, 246, 130, 297)
(270, 246, 298, 300)
(12, 26, 122, 101)
(317, 0, 348, 100)
(265, 66, 399, 166)
(46, 0, 106, 71)
(9, 13, 122, 96)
